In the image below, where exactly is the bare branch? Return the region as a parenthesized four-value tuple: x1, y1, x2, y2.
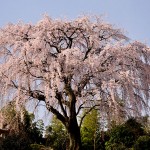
(79, 104, 100, 128)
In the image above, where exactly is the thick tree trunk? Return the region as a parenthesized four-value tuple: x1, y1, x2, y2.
(67, 118, 82, 150)
(61, 81, 82, 150)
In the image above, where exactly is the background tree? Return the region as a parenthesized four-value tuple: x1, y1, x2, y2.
(45, 116, 69, 150)
(0, 15, 150, 150)
(136, 115, 150, 135)
(105, 118, 145, 149)
(81, 109, 101, 150)
(0, 102, 23, 132)
(0, 104, 44, 150)
(133, 135, 150, 150)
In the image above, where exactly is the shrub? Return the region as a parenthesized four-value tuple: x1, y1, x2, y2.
(108, 125, 135, 147)
(105, 118, 145, 149)
(105, 141, 126, 150)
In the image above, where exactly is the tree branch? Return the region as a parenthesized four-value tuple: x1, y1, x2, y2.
(55, 91, 68, 118)
(79, 104, 100, 128)
(46, 105, 67, 126)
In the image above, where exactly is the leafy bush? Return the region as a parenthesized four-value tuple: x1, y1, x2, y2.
(108, 125, 135, 147)
(105, 142, 126, 150)
(105, 118, 145, 149)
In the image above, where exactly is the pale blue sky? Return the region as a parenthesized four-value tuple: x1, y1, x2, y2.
(0, 0, 150, 44)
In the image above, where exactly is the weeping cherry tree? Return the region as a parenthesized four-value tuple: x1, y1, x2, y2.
(0, 16, 150, 150)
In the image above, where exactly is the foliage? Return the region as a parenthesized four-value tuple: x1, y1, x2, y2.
(105, 118, 145, 149)
(0, 104, 44, 150)
(1, 133, 32, 150)
(133, 135, 150, 150)
(106, 125, 134, 148)
(27, 119, 45, 144)
(81, 109, 101, 150)
(45, 116, 69, 150)
(136, 116, 150, 135)
(0, 102, 19, 130)
(0, 15, 150, 149)
(105, 142, 127, 150)
(124, 118, 144, 140)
